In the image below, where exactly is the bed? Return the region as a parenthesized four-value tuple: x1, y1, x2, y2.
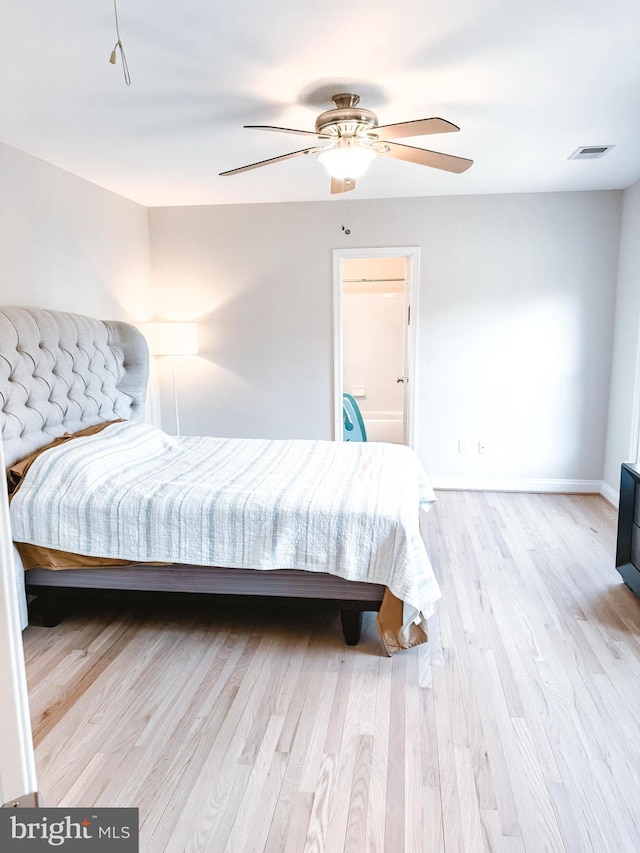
(1, 306, 440, 653)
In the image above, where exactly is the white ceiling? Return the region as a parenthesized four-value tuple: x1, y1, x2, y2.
(1, 0, 639, 207)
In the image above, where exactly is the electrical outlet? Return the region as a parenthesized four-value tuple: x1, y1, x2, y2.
(478, 441, 488, 454)
(458, 439, 470, 454)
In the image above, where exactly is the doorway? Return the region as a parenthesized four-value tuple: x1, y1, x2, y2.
(333, 247, 419, 448)
(631, 315, 640, 463)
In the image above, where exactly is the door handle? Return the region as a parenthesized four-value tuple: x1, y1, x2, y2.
(396, 376, 406, 384)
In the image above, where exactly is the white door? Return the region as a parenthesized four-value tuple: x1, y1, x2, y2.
(333, 247, 420, 449)
(0, 439, 39, 806)
(401, 273, 412, 445)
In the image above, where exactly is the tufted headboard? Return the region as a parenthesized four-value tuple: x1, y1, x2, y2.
(0, 307, 149, 467)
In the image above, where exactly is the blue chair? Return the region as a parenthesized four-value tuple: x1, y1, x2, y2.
(343, 393, 367, 442)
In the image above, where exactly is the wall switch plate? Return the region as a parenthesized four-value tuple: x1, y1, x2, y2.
(478, 441, 488, 454)
(351, 385, 366, 397)
(458, 439, 470, 454)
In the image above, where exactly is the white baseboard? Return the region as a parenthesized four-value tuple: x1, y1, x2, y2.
(599, 480, 619, 507)
(429, 476, 605, 495)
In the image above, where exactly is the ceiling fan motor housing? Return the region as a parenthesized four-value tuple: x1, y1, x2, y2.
(315, 93, 379, 138)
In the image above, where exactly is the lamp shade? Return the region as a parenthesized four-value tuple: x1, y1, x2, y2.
(140, 322, 199, 356)
(318, 142, 377, 179)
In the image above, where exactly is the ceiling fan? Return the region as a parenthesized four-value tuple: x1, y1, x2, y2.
(220, 93, 473, 194)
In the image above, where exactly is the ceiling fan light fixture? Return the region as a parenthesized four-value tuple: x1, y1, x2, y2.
(318, 141, 377, 179)
(221, 93, 473, 192)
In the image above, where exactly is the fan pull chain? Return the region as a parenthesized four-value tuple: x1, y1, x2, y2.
(341, 196, 352, 236)
(109, 0, 132, 85)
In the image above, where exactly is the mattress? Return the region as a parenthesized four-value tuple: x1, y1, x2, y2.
(10, 421, 441, 630)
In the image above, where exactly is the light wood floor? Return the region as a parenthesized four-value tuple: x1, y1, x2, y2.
(23, 491, 640, 852)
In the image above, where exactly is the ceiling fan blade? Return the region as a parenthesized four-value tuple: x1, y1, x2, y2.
(244, 125, 329, 139)
(331, 177, 356, 194)
(219, 146, 321, 176)
(374, 118, 460, 139)
(378, 141, 473, 173)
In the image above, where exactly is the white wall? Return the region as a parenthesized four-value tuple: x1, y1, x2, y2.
(0, 141, 152, 321)
(0, 142, 627, 487)
(149, 202, 335, 439)
(0, 143, 628, 487)
(150, 190, 622, 484)
(603, 179, 640, 498)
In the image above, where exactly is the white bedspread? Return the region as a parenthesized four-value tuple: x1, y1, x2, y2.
(10, 422, 441, 626)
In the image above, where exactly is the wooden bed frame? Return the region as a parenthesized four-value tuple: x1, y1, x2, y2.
(2, 307, 384, 645)
(25, 565, 385, 644)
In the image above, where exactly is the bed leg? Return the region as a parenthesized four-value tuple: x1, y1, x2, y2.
(37, 592, 62, 628)
(340, 610, 363, 646)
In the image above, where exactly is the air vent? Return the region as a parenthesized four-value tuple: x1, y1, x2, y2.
(568, 145, 615, 160)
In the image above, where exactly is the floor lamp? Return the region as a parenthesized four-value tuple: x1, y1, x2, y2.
(140, 322, 199, 435)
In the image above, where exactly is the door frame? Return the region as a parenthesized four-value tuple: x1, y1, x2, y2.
(332, 246, 420, 449)
(0, 439, 38, 806)
(629, 314, 640, 463)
